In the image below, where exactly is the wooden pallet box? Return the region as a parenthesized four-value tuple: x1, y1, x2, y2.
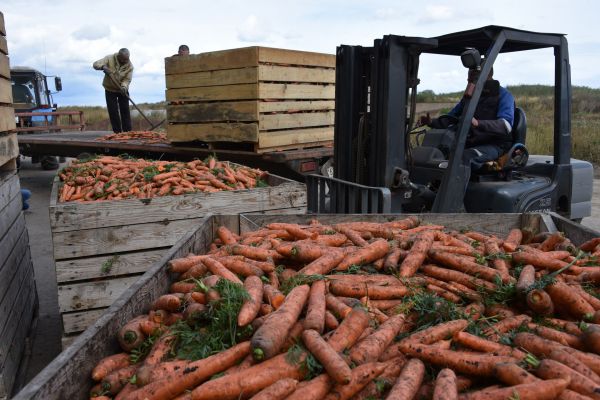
(49, 164, 307, 339)
(165, 46, 335, 153)
(0, 10, 16, 173)
(13, 212, 594, 400)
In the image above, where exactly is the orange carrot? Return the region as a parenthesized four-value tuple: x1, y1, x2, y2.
(583, 325, 600, 355)
(92, 353, 131, 381)
(336, 226, 368, 246)
(516, 264, 536, 294)
(484, 314, 531, 341)
(101, 365, 137, 395)
(420, 264, 496, 291)
(536, 358, 600, 399)
(526, 288, 554, 315)
(117, 315, 147, 352)
(353, 357, 406, 400)
(263, 284, 285, 309)
(327, 306, 371, 352)
(298, 249, 346, 275)
(349, 314, 406, 365)
(232, 245, 280, 262)
(218, 256, 264, 277)
(512, 251, 572, 272)
(386, 358, 426, 400)
(336, 239, 390, 271)
(304, 280, 326, 333)
(152, 294, 182, 312)
(460, 378, 569, 400)
(428, 250, 501, 282)
(323, 362, 388, 400)
(324, 310, 340, 331)
(398, 230, 435, 277)
(325, 294, 352, 319)
(251, 284, 310, 361)
(170, 281, 198, 293)
(302, 329, 352, 384)
(328, 280, 408, 299)
(401, 319, 469, 346)
(540, 232, 566, 252)
(136, 359, 191, 387)
(432, 368, 458, 400)
(453, 331, 526, 359)
(503, 228, 523, 252)
(549, 348, 600, 384)
(248, 378, 298, 400)
(238, 276, 263, 327)
(168, 255, 205, 273)
(200, 257, 243, 284)
(546, 280, 595, 319)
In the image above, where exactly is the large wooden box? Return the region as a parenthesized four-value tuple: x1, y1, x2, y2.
(49, 166, 306, 339)
(13, 212, 595, 400)
(165, 46, 335, 153)
(0, 11, 17, 172)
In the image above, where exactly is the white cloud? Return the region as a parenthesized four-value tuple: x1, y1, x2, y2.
(374, 8, 396, 20)
(72, 24, 111, 41)
(237, 15, 271, 43)
(419, 5, 454, 23)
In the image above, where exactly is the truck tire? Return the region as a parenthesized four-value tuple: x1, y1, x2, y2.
(41, 156, 59, 170)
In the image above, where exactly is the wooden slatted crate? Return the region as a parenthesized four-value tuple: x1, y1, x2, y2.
(49, 163, 306, 341)
(165, 46, 335, 153)
(0, 12, 36, 399)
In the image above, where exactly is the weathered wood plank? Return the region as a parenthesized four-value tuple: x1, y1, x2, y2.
(259, 110, 334, 130)
(165, 47, 259, 75)
(0, 133, 18, 167)
(58, 275, 142, 313)
(258, 47, 335, 68)
(0, 192, 21, 249)
(166, 67, 258, 89)
(50, 178, 305, 232)
(258, 126, 334, 148)
(0, 35, 6, 56)
(0, 212, 25, 271)
(551, 212, 600, 245)
(0, 106, 16, 133)
(0, 171, 20, 222)
(56, 249, 167, 283)
(0, 12, 5, 37)
(258, 65, 335, 83)
(62, 309, 106, 334)
(12, 216, 215, 400)
(166, 83, 258, 102)
(52, 219, 198, 260)
(0, 229, 28, 332)
(0, 54, 9, 80)
(259, 100, 334, 113)
(0, 78, 11, 104)
(167, 122, 258, 142)
(258, 83, 335, 100)
(167, 101, 258, 123)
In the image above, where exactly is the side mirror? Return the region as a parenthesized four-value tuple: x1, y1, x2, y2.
(55, 76, 62, 92)
(460, 48, 481, 69)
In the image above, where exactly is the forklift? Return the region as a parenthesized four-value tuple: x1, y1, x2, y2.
(306, 25, 593, 220)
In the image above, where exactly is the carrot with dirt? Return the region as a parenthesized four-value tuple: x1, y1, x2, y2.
(263, 284, 285, 309)
(546, 280, 595, 319)
(324, 310, 340, 330)
(151, 294, 182, 312)
(512, 251, 572, 272)
(298, 249, 346, 275)
(168, 255, 205, 273)
(323, 361, 388, 400)
(135, 359, 191, 387)
(248, 378, 298, 400)
(328, 280, 408, 299)
(336, 239, 391, 271)
(301, 329, 352, 384)
(199, 256, 243, 284)
(398, 230, 435, 277)
(483, 314, 531, 341)
(516, 264, 536, 294)
(452, 331, 526, 359)
(231, 244, 280, 262)
(352, 357, 406, 400)
(327, 306, 371, 352)
(385, 358, 426, 400)
(526, 289, 555, 315)
(484, 238, 511, 280)
(325, 294, 352, 319)
(420, 264, 496, 291)
(428, 250, 502, 282)
(349, 314, 406, 365)
(101, 365, 137, 395)
(401, 319, 469, 346)
(92, 353, 132, 381)
(503, 228, 523, 252)
(336, 226, 368, 246)
(275, 242, 325, 262)
(251, 284, 310, 361)
(237, 276, 263, 327)
(218, 257, 263, 277)
(536, 358, 600, 400)
(170, 281, 198, 293)
(459, 378, 569, 400)
(540, 231, 566, 251)
(432, 368, 458, 400)
(304, 280, 326, 333)
(117, 316, 147, 352)
(549, 348, 600, 384)
(216, 226, 239, 245)
(583, 325, 600, 355)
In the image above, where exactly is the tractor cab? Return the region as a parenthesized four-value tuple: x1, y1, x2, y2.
(11, 66, 62, 129)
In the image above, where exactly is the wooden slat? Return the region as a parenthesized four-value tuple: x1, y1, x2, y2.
(259, 100, 334, 113)
(258, 65, 335, 83)
(55, 249, 167, 283)
(258, 83, 335, 100)
(0, 229, 28, 331)
(165, 47, 259, 75)
(0, 213, 25, 271)
(258, 47, 335, 68)
(0, 78, 12, 104)
(167, 101, 258, 123)
(258, 126, 334, 149)
(0, 54, 9, 80)
(259, 110, 334, 130)
(550, 212, 600, 245)
(166, 83, 258, 102)
(0, 106, 16, 133)
(0, 35, 6, 56)
(0, 133, 18, 168)
(62, 309, 106, 334)
(0, 171, 20, 228)
(50, 177, 305, 232)
(167, 122, 258, 142)
(51, 219, 198, 260)
(12, 217, 215, 400)
(0, 189, 20, 247)
(166, 67, 257, 89)
(58, 275, 142, 313)
(0, 12, 5, 36)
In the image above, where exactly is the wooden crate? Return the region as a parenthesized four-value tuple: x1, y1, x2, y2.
(13, 212, 594, 400)
(0, 11, 16, 172)
(0, 171, 37, 399)
(165, 46, 335, 153)
(49, 165, 307, 338)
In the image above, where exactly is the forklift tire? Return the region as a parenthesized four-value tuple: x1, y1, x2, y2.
(41, 156, 59, 170)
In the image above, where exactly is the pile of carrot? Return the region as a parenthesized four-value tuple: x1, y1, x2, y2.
(95, 131, 170, 144)
(57, 156, 268, 202)
(89, 217, 600, 400)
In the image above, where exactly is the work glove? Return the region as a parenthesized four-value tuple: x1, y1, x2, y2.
(101, 65, 110, 74)
(120, 86, 128, 96)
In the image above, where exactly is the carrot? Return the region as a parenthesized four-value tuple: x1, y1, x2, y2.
(328, 280, 408, 299)
(571, 284, 600, 310)
(401, 319, 469, 346)
(92, 352, 131, 381)
(144, 333, 175, 366)
(549, 348, 600, 384)
(170, 281, 198, 293)
(117, 315, 147, 352)
(484, 238, 511, 280)
(304, 280, 326, 333)
(336, 239, 390, 271)
(459, 378, 569, 400)
(484, 303, 515, 320)
(200, 257, 242, 284)
(125, 341, 250, 400)
(231, 244, 281, 262)
(218, 257, 263, 277)
(336, 226, 368, 246)
(190, 352, 306, 400)
(516, 264, 536, 294)
(386, 358, 426, 400)
(237, 276, 263, 327)
(536, 359, 600, 400)
(503, 228, 523, 252)
(275, 242, 325, 262)
(512, 251, 572, 272)
(483, 314, 531, 341)
(526, 288, 554, 315)
(402, 343, 516, 376)
(323, 361, 388, 400)
(494, 362, 538, 386)
(114, 382, 138, 400)
(101, 365, 137, 395)
(169, 255, 205, 273)
(286, 374, 332, 400)
(349, 314, 406, 365)
(152, 294, 182, 312)
(136, 359, 190, 387)
(327, 306, 371, 352)
(353, 357, 406, 400)
(251, 284, 310, 361)
(383, 247, 406, 271)
(453, 331, 526, 359)
(248, 378, 298, 400)
(324, 310, 340, 331)
(398, 231, 435, 277)
(184, 303, 207, 321)
(362, 298, 403, 310)
(298, 249, 346, 275)
(420, 264, 496, 291)
(561, 347, 600, 377)
(428, 250, 501, 282)
(263, 284, 285, 309)
(427, 284, 462, 303)
(301, 329, 352, 384)
(583, 325, 600, 355)
(433, 368, 458, 400)
(546, 280, 595, 319)
(540, 232, 566, 251)
(581, 238, 600, 252)
(281, 320, 305, 352)
(325, 294, 352, 319)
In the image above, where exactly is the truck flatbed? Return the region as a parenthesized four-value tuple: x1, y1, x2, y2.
(17, 131, 332, 180)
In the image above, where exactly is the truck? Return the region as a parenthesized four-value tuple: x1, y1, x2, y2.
(11, 66, 84, 169)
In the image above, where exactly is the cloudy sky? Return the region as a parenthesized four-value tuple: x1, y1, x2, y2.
(2, 0, 599, 106)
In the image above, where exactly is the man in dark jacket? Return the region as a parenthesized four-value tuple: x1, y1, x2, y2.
(93, 48, 134, 133)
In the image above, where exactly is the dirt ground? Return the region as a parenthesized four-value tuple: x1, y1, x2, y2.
(10, 158, 600, 395)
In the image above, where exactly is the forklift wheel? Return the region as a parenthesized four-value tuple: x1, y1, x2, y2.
(41, 156, 59, 170)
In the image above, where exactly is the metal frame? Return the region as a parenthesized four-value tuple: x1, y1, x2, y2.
(306, 174, 391, 213)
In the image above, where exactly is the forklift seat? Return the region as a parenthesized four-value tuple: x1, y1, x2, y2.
(480, 107, 528, 172)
